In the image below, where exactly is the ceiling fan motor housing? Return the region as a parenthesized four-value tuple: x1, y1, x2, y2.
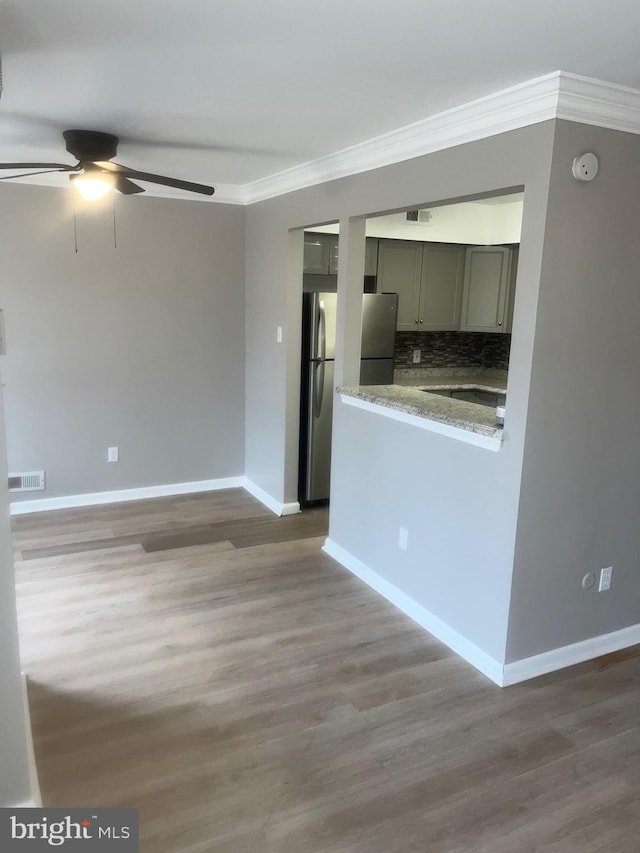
(63, 129, 119, 163)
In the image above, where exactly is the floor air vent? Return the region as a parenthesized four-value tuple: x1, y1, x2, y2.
(8, 471, 45, 492)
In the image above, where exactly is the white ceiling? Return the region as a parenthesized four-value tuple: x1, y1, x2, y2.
(1, 0, 640, 201)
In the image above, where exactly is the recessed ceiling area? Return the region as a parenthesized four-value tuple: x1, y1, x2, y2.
(1, 1, 640, 199)
(311, 192, 523, 245)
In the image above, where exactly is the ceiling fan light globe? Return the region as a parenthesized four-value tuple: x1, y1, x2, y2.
(70, 173, 113, 201)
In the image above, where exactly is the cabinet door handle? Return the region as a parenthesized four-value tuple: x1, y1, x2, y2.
(419, 319, 424, 324)
(498, 321, 502, 326)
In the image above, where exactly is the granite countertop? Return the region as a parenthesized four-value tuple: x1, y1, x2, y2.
(338, 369, 507, 440)
(392, 368, 507, 394)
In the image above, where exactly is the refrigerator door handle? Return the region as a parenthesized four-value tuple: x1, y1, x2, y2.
(314, 360, 325, 418)
(318, 301, 327, 362)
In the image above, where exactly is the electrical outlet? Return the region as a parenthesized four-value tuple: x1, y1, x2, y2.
(599, 566, 613, 592)
(107, 446, 119, 463)
(412, 349, 421, 364)
(398, 527, 408, 551)
(276, 326, 283, 343)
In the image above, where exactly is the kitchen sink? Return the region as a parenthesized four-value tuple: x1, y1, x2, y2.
(423, 388, 506, 408)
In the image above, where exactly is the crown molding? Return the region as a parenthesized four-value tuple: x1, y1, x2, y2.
(4, 71, 640, 206)
(240, 71, 640, 204)
(555, 71, 640, 133)
(242, 71, 563, 204)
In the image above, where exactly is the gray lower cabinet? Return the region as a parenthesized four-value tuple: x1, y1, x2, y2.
(377, 239, 465, 332)
(459, 246, 511, 333)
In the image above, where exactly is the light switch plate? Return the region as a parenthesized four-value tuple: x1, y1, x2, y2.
(398, 527, 409, 550)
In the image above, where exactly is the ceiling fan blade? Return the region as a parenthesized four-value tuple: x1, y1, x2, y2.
(95, 161, 214, 196)
(0, 162, 76, 170)
(0, 168, 75, 180)
(112, 174, 145, 195)
(93, 161, 127, 172)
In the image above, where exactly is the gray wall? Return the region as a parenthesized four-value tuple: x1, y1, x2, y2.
(506, 121, 640, 661)
(0, 382, 31, 805)
(245, 123, 556, 661)
(0, 184, 246, 500)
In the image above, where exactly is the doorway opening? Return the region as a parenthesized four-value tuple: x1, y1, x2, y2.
(294, 191, 524, 508)
(298, 225, 339, 508)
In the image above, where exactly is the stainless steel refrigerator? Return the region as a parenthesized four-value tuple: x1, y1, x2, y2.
(299, 292, 398, 505)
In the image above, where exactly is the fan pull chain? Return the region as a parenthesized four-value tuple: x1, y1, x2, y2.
(113, 200, 117, 250)
(73, 207, 78, 254)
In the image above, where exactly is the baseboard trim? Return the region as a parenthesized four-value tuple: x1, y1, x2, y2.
(242, 477, 300, 517)
(322, 538, 505, 686)
(8, 474, 303, 519)
(323, 539, 640, 686)
(9, 477, 246, 515)
(502, 622, 640, 686)
(281, 501, 302, 516)
(21, 674, 42, 808)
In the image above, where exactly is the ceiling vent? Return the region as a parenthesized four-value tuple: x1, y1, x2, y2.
(406, 209, 432, 224)
(8, 471, 45, 492)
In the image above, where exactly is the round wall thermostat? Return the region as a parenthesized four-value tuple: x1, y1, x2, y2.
(572, 152, 599, 182)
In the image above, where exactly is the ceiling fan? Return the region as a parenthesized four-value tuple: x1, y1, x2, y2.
(0, 129, 215, 200)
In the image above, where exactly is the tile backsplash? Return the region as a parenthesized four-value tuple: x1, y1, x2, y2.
(394, 331, 511, 372)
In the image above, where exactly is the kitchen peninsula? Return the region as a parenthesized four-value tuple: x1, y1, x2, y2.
(339, 367, 507, 448)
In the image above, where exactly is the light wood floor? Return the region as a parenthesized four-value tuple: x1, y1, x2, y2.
(12, 489, 640, 852)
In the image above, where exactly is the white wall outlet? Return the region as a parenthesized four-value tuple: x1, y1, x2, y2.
(398, 527, 409, 551)
(276, 326, 283, 343)
(598, 566, 613, 592)
(412, 349, 421, 364)
(107, 446, 119, 463)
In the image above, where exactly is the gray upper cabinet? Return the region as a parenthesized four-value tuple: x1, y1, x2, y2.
(304, 232, 339, 275)
(503, 246, 519, 333)
(377, 239, 465, 331)
(459, 246, 510, 333)
(364, 238, 378, 276)
(328, 239, 339, 275)
(419, 244, 465, 331)
(304, 232, 377, 279)
(377, 240, 423, 331)
(304, 232, 330, 274)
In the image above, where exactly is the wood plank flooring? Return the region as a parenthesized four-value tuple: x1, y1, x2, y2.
(12, 488, 640, 852)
